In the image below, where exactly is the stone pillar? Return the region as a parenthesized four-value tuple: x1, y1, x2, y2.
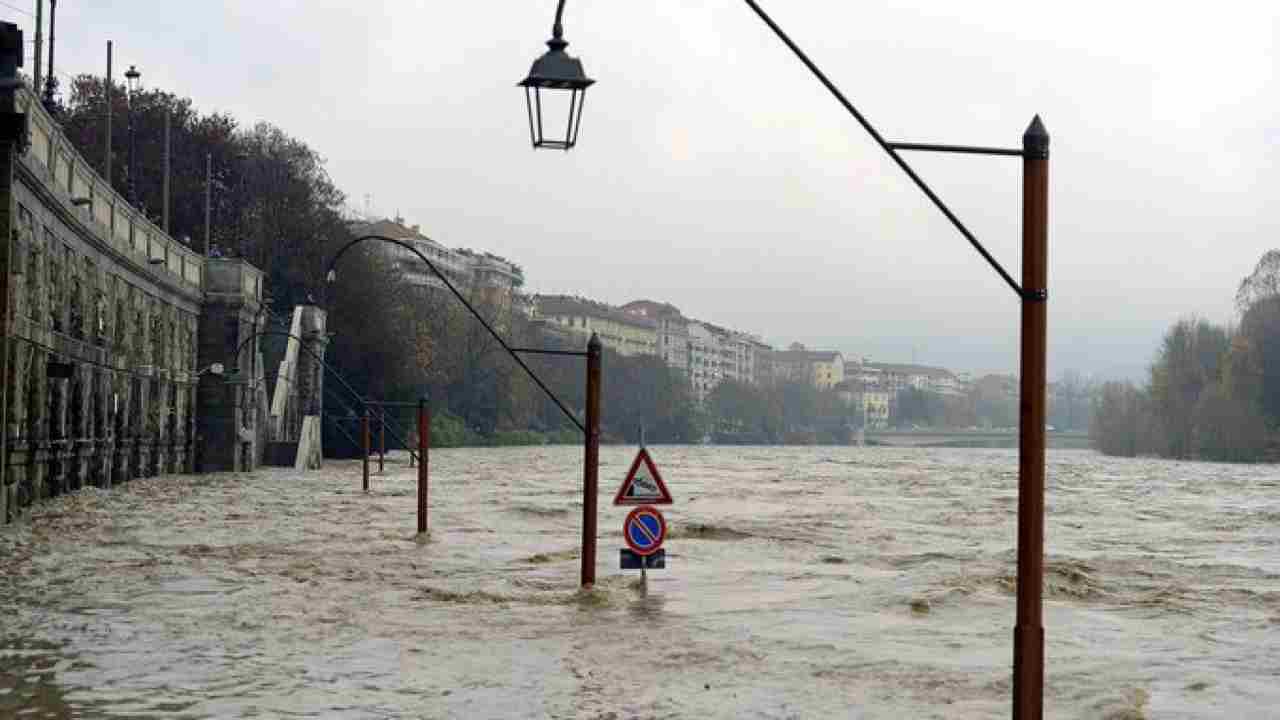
(195, 258, 264, 472)
(113, 374, 131, 483)
(0, 22, 22, 520)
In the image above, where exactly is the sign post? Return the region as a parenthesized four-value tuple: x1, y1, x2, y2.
(616, 439, 673, 574)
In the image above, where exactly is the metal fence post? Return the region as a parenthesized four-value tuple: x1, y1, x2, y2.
(361, 406, 370, 493)
(417, 396, 429, 534)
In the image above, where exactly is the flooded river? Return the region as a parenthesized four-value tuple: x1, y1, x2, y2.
(1, 446, 1277, 718)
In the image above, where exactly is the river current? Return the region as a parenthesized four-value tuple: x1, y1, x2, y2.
(1, 446, 1277, 718)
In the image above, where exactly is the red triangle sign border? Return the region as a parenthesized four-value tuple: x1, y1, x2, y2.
(613, 447, 673, 506)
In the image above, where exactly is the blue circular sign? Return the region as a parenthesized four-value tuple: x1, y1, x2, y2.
(624, 505, 666, 556)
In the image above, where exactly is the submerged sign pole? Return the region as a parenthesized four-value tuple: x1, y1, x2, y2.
(616, 436, 673, 571)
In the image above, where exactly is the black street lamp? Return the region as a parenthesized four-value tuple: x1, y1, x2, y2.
(520, 2, 1051, 718)
(517, 0, 593, 150)
(124, 64, 141, 205)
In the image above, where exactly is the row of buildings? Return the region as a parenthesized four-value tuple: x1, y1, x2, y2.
(532, 296, 773, 401)
(527, 294, 970, 422)
(349, 218, 526, 294)
(354, 217, 974, 424)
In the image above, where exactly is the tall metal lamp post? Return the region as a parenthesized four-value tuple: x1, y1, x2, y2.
(124, 64, 141, 205)
(325, 236, 604, 588)
(519, 2, 1050, 717)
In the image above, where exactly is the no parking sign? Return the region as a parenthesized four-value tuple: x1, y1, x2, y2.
(623, 505, 666, 556)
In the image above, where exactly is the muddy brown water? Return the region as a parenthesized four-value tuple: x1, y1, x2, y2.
(1, 446, 1277, 718)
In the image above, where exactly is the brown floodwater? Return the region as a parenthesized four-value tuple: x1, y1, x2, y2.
(1, 446, 1277, 718)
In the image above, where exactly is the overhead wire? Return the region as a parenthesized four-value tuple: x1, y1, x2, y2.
(0, 0, 34, 17)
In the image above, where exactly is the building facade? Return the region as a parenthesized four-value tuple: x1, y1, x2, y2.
(349, 218, 524, 294)
(532, 295, 658, 356)
(621, 300, 690, 371)
(845, 360, 964, 397)
(771, 344, 845, 389)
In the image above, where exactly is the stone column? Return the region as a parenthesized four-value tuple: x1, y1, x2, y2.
(0, 22, 21, 520)
(195, 258, 264, 473)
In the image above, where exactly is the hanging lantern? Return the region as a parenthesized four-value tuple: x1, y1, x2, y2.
(518, 27, 593, 150)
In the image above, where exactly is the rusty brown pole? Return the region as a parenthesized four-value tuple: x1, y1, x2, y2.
(1013, 115, 1049, 720)
(378, 406, 385, 473)
(580, 333, 602, 588)
(417, 396, 429, 534)
(361, 406, 370, 493)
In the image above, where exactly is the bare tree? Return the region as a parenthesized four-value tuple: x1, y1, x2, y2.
(1236, 249, 1280, 315)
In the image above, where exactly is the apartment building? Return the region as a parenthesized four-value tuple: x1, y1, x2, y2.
(531, 295, 658, 356)
(704, 323, 769, 387)
(621, 300, 690, 371)
(862, 390, 891, 428)
(681, 322, 714, 401)
(771, 344, 845, 389)
(349, 218, 525, 294)
(845, 360, 964, 396)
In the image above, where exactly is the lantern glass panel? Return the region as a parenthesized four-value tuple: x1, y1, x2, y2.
(525, 85, 586, 150)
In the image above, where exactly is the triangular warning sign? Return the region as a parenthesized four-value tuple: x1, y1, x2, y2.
(613, 448, 673, 506)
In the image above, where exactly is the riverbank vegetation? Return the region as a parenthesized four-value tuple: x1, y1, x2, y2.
(1091, 251, 1280, 462)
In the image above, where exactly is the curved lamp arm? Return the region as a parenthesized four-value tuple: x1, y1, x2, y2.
(325, 234, 587, 434)
(553, 0, 567, 39)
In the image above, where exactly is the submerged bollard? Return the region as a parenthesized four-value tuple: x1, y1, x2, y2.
(362, 406, 370, 493)
(417, 396, 429, 534)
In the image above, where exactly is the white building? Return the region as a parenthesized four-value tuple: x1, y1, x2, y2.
(622, 300, 690, 371)
(349, 218, 524, 293)
(686, 322, 723, 402)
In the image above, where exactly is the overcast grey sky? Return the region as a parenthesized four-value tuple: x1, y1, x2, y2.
(10, 1, 1279, 379)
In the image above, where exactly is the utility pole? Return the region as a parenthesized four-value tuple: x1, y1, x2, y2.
(162, 110, 170, 233)
(32, 1, 42, 95)
(123, 65, 139, 205)
(204, 153, 212, 256)
(41, 0, 56, 114)
(104, 41, 112, 181)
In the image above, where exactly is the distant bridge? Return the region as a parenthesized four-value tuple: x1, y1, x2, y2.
(864, 429, 1090, 449)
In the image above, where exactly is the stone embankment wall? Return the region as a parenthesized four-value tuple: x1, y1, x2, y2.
(0, 22, 322, 524)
